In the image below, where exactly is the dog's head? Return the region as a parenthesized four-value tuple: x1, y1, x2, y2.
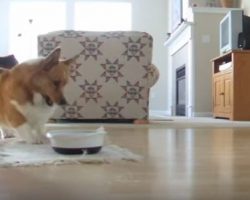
(31, 47, 79, 106)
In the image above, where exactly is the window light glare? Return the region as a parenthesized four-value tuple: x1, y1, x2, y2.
(74, 2, 132, 31)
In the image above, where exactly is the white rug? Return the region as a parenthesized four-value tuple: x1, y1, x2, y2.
(0, 139, 142, 167)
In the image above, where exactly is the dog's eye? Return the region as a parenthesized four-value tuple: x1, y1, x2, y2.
(53, 81, 61, 87)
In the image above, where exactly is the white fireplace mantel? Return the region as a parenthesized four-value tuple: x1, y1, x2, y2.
(164, 7, 230, 117)
(165, 21, 194, 117)
(164, 21, 194, 47)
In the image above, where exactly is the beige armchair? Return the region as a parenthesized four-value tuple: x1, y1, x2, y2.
(38, 30, 159, 122)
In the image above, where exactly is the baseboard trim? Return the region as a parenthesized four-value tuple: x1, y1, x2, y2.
(149, 110, 170, 119)
(192, 112, 213, 117)
(149, 110, 213, 118)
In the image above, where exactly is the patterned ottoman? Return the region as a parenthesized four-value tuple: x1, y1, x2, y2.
(38, 31, 159, 122)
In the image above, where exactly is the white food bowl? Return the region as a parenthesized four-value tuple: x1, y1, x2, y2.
(46, 127, 106, 155)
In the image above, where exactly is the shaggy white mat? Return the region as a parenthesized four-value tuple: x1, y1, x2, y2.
(0, 139, 142, 167)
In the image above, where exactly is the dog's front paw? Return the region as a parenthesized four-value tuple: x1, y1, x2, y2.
(30, 135, 48, 144)
(32, 139, 44, 144)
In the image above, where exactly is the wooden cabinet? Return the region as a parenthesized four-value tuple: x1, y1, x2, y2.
(213, 70, 233, 118)
(212, 50, 250, 120)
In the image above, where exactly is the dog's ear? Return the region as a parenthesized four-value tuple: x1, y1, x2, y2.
(62, 53, 80, 65)
(42, 47, 61, 71)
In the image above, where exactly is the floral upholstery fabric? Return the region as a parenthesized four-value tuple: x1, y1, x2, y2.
(38, 30, 159, 120)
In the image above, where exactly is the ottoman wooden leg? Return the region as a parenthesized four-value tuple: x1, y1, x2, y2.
(133, 119, 149, 124)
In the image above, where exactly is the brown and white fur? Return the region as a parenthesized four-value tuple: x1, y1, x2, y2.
(0, 47, 78, 144)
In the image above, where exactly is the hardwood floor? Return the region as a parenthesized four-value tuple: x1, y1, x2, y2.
(1, 122, 250, 200)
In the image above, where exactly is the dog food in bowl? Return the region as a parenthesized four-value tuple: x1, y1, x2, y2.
(46, 127, 106, 155)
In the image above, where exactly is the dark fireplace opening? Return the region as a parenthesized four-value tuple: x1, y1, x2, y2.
(176, 65, 186, 116)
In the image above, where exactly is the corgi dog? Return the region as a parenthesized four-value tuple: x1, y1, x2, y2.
(0, 47, 78, 144)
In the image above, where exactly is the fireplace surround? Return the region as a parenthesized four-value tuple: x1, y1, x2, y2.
(176, 65, 186, 116)
(165, 7, 231, 117)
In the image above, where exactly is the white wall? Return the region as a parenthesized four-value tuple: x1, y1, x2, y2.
(0, 0, 9, 55)
(132, 0, 168, 115)
(0, 0, 169, 115)
(241, 0, 250, 15)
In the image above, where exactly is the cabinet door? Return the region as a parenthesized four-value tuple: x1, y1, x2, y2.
(213, 75, 224, 113)
(213, 72, 232, 115)
(223, 72, 233, 114)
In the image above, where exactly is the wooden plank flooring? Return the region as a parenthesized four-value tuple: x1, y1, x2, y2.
(1, 123, 250, 200)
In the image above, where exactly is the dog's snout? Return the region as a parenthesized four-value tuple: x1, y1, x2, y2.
(59, 97, 67, 105)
